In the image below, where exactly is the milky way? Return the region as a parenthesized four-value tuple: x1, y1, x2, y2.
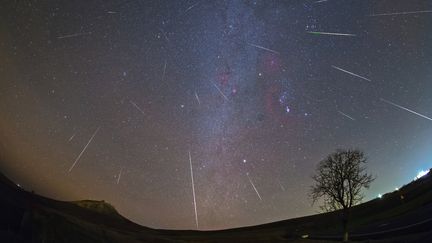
(1, 0, 432, 230)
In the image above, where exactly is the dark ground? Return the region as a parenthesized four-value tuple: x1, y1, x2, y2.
(1, 168, 431, 243)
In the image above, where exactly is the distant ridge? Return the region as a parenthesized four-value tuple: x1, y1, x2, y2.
(72, 200, 120, 218)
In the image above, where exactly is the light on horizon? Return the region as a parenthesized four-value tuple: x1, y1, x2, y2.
(414, 170, 428, 180)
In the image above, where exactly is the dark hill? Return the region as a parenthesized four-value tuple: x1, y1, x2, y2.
(71, 200, 120, 218)
(1, 168, 431, 242)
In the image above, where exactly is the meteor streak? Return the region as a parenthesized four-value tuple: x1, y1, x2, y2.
(247, 173, 262, 201)
(211, 82, 229, 101)
(68, 127, 100, 172)
(380, 98, 432, 121)
(369, 10, 432, 17)
(307, 31, 356, 37)
(338, 111, 356, 121)
(332, 65, 371, 82)
(68, 133, 76, 142)
(184, 1, 200, 14)
(194, 91, 201, 105)
(189, 151, 199, 229)
(129, 100, 145, 115)
(277, 179, 285, 191)
(57, 32, 92, 39)
(162, 60, 167, 81)
(117, 168, 123, 184)
(248, 43, 280, 54)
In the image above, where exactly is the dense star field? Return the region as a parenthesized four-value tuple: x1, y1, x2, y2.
(0, 0, 431, 230)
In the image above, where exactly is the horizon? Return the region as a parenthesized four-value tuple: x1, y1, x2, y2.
(1, 166, 431, 231)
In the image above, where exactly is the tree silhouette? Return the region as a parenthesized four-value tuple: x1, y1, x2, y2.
(310, 149, 375, 242)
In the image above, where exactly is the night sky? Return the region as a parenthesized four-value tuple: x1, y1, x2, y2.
(1, 0, 432, 230)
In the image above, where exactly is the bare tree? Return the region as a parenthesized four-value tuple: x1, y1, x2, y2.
(310, 149, 375, 242)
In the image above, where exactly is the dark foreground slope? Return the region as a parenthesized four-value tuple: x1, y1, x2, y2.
(1, 169, 431, 243)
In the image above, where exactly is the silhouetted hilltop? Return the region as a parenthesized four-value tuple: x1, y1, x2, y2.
(72, 200, 121, 218)
(0, 168, 431, 242)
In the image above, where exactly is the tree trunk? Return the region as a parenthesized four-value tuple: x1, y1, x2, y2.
(342, 210, 349, 242)
(343, 227, 348, 242)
